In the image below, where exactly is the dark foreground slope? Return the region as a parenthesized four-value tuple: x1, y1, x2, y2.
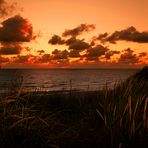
(0, 67, 148, 148)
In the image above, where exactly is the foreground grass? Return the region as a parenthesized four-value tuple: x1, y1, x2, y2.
(0, 67, 148, 148)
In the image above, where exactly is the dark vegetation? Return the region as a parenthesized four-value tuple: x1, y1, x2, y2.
(0, 67, 148, 148)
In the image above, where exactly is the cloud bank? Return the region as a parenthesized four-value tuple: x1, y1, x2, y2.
(1, 22, 148, 68)
(97, 26, 148, 44)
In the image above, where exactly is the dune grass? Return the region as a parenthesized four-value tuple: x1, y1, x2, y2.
(0, 67, 148, 148)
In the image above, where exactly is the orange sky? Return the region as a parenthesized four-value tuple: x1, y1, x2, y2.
(0, 0, 148, 68)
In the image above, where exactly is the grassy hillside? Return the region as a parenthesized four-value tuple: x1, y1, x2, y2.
(0, 67, 147, 148)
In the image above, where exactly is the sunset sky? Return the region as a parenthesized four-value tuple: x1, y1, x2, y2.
(0, 0, 148, 68)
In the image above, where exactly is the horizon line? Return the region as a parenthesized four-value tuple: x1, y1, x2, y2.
(0, 67, 141, 70)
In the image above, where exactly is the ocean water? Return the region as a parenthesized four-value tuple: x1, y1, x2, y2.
(0, 69, 139, 93)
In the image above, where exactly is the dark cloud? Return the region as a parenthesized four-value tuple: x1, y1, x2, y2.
(13, 55, 30, 63)
(36, 51, 70, 66)
(24, 47, 32, 52)
(48, 35, 91, 51)
(0, 0, 18, 18)
(37, 50, 45, 55)
(66, 38, 91, 50)
(52, 49, 69, 60)
(138, 52, 148, 57)
(37, 49, 81, 64)
(0, 15, 34, 43)
(98, 32, 108, 40)
(38, 54, 51, 63)
(69, 50, 81, 58)
(36, 49, 81, 64)
(0, 44, 22, 55)
(85, 45, 109, 61)
(118, 48, 139, 64)
(62, 24, 95, 37)
(105, 50, 120, 59)
(48, 24, 93, 51)
(48, 35, 65, 45)
(90, 40, 95, 46)
(98, 26, 148, 43)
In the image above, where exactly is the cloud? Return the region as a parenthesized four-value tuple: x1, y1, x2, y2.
(48, 24, 94, 51)
(36, 51, 70, 66)
(62, 24, 95, 37)
(37, 54, 51, 63)
(24, 47, 32, 52)
(0, 56, 9, 63)
(98, 26, 148, 43)
(105, 50, 120, 59)
(0, 44, 22, 55)
(37, 50, 45, 55)
(118, 48, 139, 64)
(50, 58, 69, 67)
(66, 38, 91, 50)
(138, 52, 148, 57)
(36, 49, 81, 64)
(0, 15, 34, 43)
(85, 45, 109, 61)
(48, 35, 91, 51)
(69, 50, 81, 57)
(0, 0, 18, 18)
(52, 49, 69, 60)
(97, 32, 108, 40)
(48, 35, 65, 45)
(13, 55, 30, 63)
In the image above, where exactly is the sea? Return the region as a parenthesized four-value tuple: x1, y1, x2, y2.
(0, 69, 139, 93)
